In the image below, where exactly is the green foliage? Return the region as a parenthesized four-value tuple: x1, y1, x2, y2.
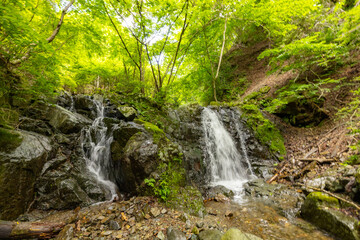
(240, 103, 286, 157)
(337, 77, 360, 162)
(144, 154, 185, 202)
(263, 78, 340, 114)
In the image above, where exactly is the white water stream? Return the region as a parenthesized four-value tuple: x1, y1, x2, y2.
(202, 108, 255, 201)
(81, 99, 118, 201)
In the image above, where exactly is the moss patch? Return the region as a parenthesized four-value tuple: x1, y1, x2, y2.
(307, 192, 340, 208)
(0, 128, 22, 152)
(134, 119, 167, 144)
(0, 107, 19, 129)
(240, 103, 286, 157)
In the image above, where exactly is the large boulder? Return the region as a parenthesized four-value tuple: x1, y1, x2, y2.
(18, 117, 52, 136)
(48, 105, 92, 134)
(244, 179, 303, 217)
(23, 101, 91, 134)
(117, 106, 137, 121)
(34, 153, 109, 210)
(301, 192, 360, 240)
(114, 131, 158, 194)
(0, 130, 51, 220)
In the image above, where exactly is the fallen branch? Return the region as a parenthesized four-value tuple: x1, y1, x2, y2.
(298, 158, 336, 163)
(267, 162, 288, 184)
(296, 183, 360, 211)
(0, 221, 64, 239)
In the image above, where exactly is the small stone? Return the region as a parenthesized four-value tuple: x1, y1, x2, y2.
(225, 211, 233, 217)
(156, 231, 166, 240)
(191, 227, 199, 235)
(161, 208, 167, 214)
(191, 234, 199, 240)
(144, 214, 151, 219)
(109, 220, 121, 230)
(196, 222, 204, 228)
(115, 231, 123, 239)
(167, 227, 186, 240)
(150, 207, 161, 217)
(101, 230, 113, 236)
(185, 220, 192, 229)
(100, 217, 110, 224)
(180, 213, 189, 222)
(214, 193, 229, 202)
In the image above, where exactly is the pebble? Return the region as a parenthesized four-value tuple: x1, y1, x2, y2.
(100, 217, 110, 224)
(109, 220, 121, 230)
(191, 226, 199, 235)
(156, 231, 166, 240)
(151, 207, 161, 217)
(100, 230, 113, 236)
(196, 222, 204, 228)
(185, 220, 192, 229)
(225, 210, 233, 217)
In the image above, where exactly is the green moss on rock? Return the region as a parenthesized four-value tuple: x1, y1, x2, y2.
(301, 192, 360, 240)
(0, 128, 22, 152)
(240, 103, 286, 157)
(306, 192, 340, 207)
(134, 119, 167, 144)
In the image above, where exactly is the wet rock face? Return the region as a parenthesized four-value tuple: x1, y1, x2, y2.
(114, 131, 158, 194)
(301, 192, 360, 240)
(244, 179, 304, 218)
(167, 104, 276, 190)
(34, 153, 108, 211)
(0, 131, 51, 220)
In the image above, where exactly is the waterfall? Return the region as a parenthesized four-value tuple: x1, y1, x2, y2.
(81, 99, 118, 201)
(202, 108, 254, 200)
(231, 111, 255, 177)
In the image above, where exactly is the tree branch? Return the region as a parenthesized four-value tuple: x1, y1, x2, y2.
(213, 15, 228, 102)
(46, 0, 75, 43)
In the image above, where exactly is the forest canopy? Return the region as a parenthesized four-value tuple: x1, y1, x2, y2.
(1, 0, 360, 104)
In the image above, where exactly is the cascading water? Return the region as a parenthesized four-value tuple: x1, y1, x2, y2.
(202, 108, 254, 201)
(231, 111, 255, 177)
(81, 99, 118, 201)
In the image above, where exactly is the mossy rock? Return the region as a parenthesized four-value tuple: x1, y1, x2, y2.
(167, 186, 205, 217)
(198, 229, 223, 240)
(134, 119, 167, 144)
(0, 128, 22, 153)
(117, 106, 137, 121)
(301, 192, 360, 240)
(0, 107, 19, 129)
(221, 228, 263, 240)
(240, 103, 286, 157)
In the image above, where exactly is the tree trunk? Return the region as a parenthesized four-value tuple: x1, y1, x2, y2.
(213, 16, 228, 103)
(0, 221, 65, 239)
(47, 0, 75, 43)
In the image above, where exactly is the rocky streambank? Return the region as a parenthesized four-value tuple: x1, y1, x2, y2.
(1, 93, 360, 239)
